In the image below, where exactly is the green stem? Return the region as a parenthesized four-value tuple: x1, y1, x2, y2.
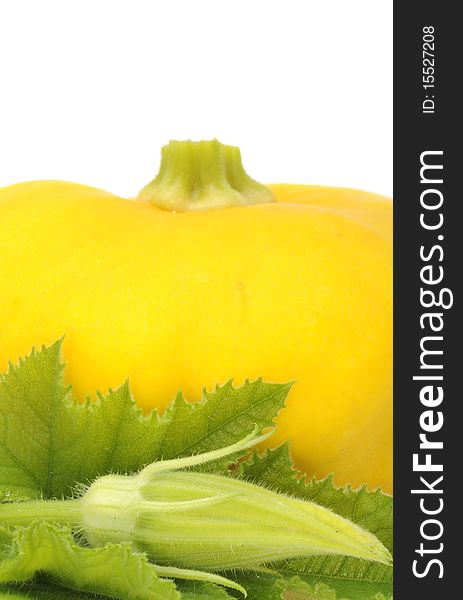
(0, 499, 81, 528)
(152, 565, 247, 597)
(138, 139, 276, 212)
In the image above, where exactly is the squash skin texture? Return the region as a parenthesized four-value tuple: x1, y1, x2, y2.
(0, 180, 392, 493)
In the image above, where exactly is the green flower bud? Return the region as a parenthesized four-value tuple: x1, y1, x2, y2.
(80, 430, 392, 572)
(0, 430, 391, 596)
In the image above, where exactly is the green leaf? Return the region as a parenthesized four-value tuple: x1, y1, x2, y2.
(232, 574, 341, 600)
(0, 589, 35, 600)
(0, 583, 106, 599)
(158, 378, 291, 472)
(0, 341, 70, 500)
(276, 576, 341, 600)
(179, 582, 235, 600)
(0, 341, 291, 500)
(227, 573, 392, 600)
(0, 527, 10, 554)
(0, 522, 179, 600)
(234, 444, 393, 600)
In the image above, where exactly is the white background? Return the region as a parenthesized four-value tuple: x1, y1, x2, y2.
(0, 0, 392, 197)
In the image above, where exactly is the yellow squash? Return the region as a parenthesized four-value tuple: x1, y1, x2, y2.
(0, 140, 392, 492)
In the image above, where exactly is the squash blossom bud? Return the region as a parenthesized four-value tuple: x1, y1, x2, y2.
(80, 430, 392, 572)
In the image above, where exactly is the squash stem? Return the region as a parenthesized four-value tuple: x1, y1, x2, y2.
(138, 139, 275, 212)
